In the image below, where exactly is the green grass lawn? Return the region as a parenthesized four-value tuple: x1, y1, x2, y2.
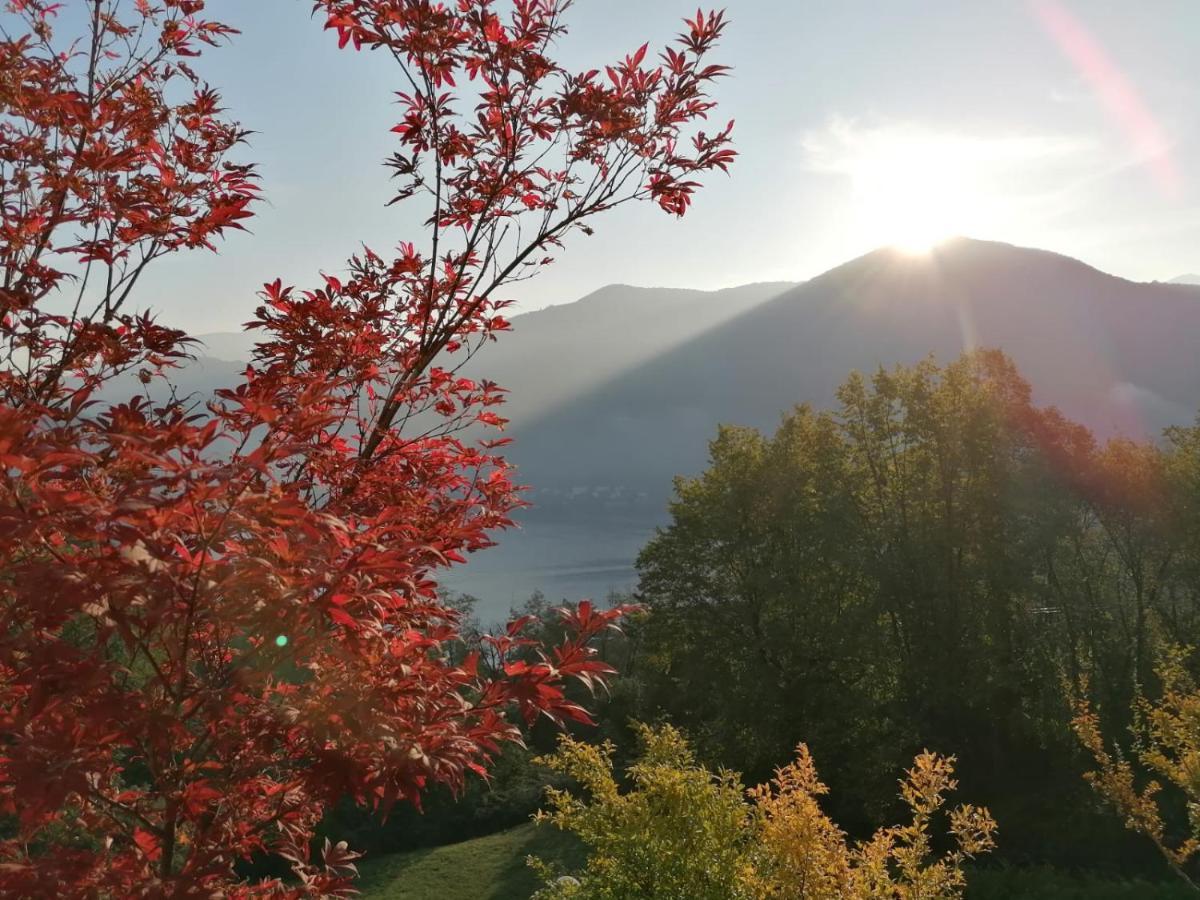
(355, 823, 581, 900)
(357, 823, 1192, 899)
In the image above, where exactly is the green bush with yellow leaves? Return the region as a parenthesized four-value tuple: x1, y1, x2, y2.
(530, 723, 996, 899)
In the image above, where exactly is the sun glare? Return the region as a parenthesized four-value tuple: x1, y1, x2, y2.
(851, 135, 979, 254)
(801, 123, 1075, 256)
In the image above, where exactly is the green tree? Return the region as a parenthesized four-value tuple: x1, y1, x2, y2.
(636, 408, 891, 817)
(633, 350, 1195, 868)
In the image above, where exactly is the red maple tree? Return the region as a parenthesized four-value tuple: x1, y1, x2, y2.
(0, 0, 733, 894)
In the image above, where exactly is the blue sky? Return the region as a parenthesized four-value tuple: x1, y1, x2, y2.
(52, 1, 1200, 332)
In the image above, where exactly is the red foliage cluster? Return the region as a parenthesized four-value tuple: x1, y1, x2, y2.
(0, 0, 732, 895)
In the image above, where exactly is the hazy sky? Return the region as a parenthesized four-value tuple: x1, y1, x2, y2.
(101, 1, 1200, 332)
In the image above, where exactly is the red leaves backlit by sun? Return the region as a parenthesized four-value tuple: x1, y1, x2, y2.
(0, 0, 730, 894)
(318, 0, 734, 222)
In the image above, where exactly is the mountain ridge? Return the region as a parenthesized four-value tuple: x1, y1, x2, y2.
(192, 280, 799, 363)
(184, 238, 1200, 509)
(501, 238, 1200, 506)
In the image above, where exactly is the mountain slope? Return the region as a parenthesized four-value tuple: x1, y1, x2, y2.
(508, 239, 1200, 505)
(190, 281, 795, 421)
(1171, 273, 1200, 286)
(459, 281, 796, 427)
(193, 281, 794, 367)
(185, 240, 1200, 511)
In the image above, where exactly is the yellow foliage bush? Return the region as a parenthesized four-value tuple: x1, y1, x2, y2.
(531, 723, 996, 899)
(1073, 645, 1200, 889)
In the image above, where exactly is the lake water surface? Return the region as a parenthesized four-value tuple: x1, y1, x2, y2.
(440, 516, 660, 625)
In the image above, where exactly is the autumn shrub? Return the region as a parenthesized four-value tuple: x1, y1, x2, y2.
(530, 723, 996, 899)
(530, 723, 753, 899)
(1073, 645, 1200, 890)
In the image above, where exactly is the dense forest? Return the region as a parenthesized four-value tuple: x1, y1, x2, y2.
(630, 349, 1199, 870)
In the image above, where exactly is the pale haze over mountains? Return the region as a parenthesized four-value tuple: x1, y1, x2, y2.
(190, 239, 1200, 614)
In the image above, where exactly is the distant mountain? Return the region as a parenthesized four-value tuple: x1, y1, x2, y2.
(459, 281, 796, 429)
(191, 281, 795, 414)
(184, 241, 1200, 508)
(505, 239, 1200, 508)
(183, 285, 800, 610)
(1171, 273, 1200, 286)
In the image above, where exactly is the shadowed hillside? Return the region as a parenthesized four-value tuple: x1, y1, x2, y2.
(191, 281, 795, 409)
(507, 238, 1200, 508)
(459, 281, 797, 428)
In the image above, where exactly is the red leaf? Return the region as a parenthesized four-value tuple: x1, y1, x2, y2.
(134, 828, 161, 862)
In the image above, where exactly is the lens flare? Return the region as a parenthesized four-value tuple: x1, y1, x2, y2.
(1030, 0, 1179, 195)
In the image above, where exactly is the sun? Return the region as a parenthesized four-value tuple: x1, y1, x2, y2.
(850, 136, 978, 254)
(889, 221, 957, 255)
(817, 128, 1022, 255)
(806, 121, 1089, 261)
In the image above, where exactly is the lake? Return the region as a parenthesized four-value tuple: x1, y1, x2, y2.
(440, 515, 661, 625)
